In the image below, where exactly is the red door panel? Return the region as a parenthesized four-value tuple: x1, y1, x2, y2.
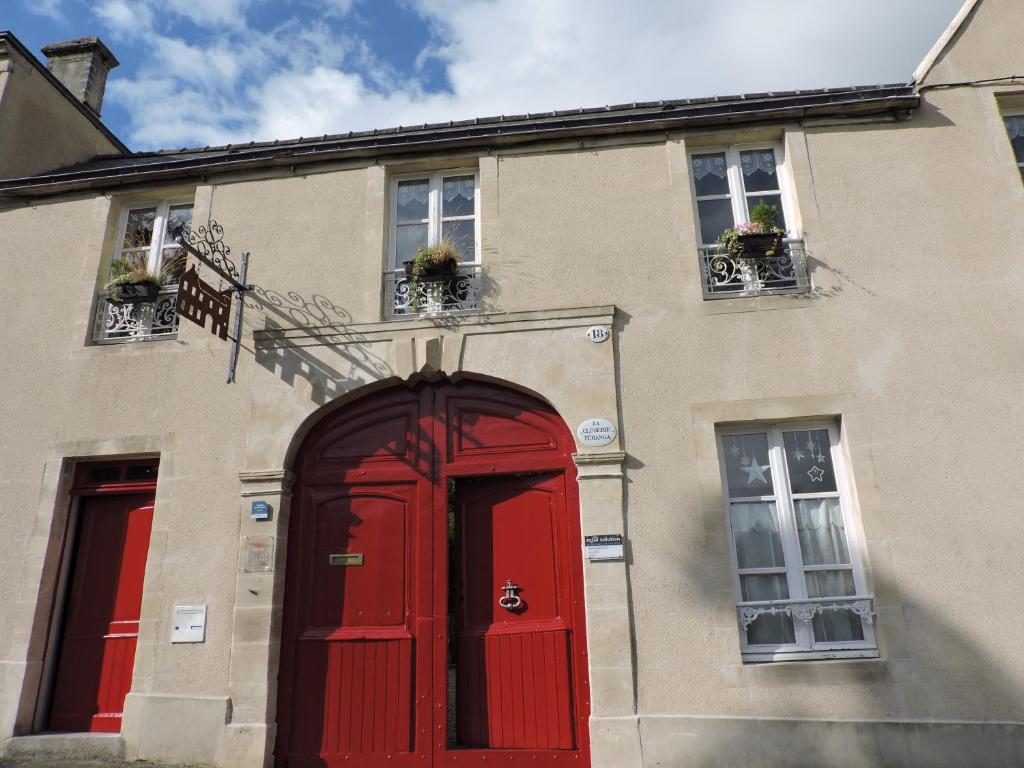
(276, 482, 426, 768)
(48, 493, 154, 733)
(452, 474, 577, 751)
(277, 381, 590, 768)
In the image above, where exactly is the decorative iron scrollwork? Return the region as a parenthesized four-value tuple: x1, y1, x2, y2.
(94, 289, 180, 343)
(384, 265, 480, 318)
(180, 220, 239, 283)
(738, 597, 874, 629)
(700, 241, 809, 298)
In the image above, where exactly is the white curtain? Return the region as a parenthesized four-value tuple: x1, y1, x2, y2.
(442, 176, 474, 202)
(691, 153, 727, 180)
(797, 499, 863, 641)
(397, 181, 428, 207)
(732, 502, 795, 645)
(730, 502, 785, 569)
(1006, 116, 1024, 139)
(740, 149, 777, 177)
(794, 498, 849, 565)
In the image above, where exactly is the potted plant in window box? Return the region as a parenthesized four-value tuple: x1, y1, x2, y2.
(403, 241, 461, 312)
(717, 201, 786, 259)
(104, 259, 163, 304)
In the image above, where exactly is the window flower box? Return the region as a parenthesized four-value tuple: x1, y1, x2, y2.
(109, 278, 162, 304)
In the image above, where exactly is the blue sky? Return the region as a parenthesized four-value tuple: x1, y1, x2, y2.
(6, 0, 966, 152)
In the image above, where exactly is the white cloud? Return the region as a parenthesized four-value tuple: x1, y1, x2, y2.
(163, 0, 265, 29)
(27, 0, 65, 22)
(96, 0, 967, 150)
(94, 0, 154, 35)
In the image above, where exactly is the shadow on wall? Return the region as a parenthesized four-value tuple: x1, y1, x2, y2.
(181, 218, 500, 402)
(650, 503, 1024, 767)
(242, 286, 393, 406)
(230, 268, 502, 404)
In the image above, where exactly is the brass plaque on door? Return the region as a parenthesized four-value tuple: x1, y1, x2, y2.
(328, 553, 364, 566)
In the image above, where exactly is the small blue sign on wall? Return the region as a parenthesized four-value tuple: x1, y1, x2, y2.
(250, 500, 271, 520)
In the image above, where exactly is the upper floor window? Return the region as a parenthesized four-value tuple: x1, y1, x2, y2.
(1003, 114, 1024, 180)
(93, 199, 193, 344)
(717, 422, 876, 662)
(385, 171, 481, 318)
(690, 145, 808, 299)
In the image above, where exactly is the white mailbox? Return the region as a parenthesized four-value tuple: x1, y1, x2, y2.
(171, 604, 207, 643)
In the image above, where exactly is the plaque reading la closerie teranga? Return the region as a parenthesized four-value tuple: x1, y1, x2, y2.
(577, 418, 617, 447)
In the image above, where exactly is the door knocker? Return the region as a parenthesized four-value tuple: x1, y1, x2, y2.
(498, 579, 522, 611)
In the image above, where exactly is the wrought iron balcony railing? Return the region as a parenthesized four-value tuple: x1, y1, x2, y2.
(700, 240, 809, 299)
(737, 595, 875, 629)
(383, 264, 481, 319)
(93, 288, 180, 344)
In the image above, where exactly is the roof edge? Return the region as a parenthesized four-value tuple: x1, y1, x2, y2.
(912, 0, 983, 86)
(0, 85, 917, 199)
(0, 30, 129, 154)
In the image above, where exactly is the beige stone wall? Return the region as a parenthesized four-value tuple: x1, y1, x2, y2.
(918, 0, 1024, 87)
(0, 43, 121, 179)
(3, 4, 1024, 764)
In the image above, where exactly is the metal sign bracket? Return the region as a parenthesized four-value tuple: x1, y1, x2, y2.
(176, 231, 252, 383)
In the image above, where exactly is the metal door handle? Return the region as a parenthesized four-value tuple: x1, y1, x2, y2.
(498, 579, 522, 610)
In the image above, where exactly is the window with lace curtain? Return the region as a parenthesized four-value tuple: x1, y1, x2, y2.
(717, 422, 877, 662)
(690, 144, 809, 298)
(1003, 114, 1024, 180)
(384, 170, 481, 318)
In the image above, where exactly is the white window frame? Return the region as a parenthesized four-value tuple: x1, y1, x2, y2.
(94, 197, 193, 345)
(716, 421, 877, 662)
(689, 143, 798, 247)
(1002, 110, 1024, 179)
(387, 170, 481, 269)
(109, 197, 194, 279)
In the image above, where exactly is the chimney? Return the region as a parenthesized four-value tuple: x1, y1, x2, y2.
(40, 36, 118, 117)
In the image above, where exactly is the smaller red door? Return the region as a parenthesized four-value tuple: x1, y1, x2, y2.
(450, 473, 582, 756)
(48, 493, 154, 732)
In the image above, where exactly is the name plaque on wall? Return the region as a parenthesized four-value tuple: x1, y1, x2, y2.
(577, 418, 617, 447)
(584, 534, 624, 561)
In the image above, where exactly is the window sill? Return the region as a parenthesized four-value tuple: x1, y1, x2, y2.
(742, 648, 879, 664)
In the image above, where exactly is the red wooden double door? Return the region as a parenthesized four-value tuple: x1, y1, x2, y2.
(276, 380, 591, 767)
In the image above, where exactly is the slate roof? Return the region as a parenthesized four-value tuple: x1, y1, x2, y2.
(0, 82, 918, 197)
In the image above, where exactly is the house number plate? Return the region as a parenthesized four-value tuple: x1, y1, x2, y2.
(328, 553, 364, 566)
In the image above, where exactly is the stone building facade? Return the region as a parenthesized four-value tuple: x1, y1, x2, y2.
(1, 1, 1023, 766)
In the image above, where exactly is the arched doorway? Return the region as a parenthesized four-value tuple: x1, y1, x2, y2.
(275, 378, 591, 768)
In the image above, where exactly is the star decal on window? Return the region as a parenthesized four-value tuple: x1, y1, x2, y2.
(742, 457, 770, 485)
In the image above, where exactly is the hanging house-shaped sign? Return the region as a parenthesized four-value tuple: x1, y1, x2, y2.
(174, 221, 251, 383)
(175, 266, 232, 340)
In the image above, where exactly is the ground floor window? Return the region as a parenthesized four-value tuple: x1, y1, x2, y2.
(717, 422, 876, 661)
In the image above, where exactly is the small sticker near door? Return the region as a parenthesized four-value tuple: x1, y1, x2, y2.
(328, 553, 364, 566)
(584, 534, 624, 561)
